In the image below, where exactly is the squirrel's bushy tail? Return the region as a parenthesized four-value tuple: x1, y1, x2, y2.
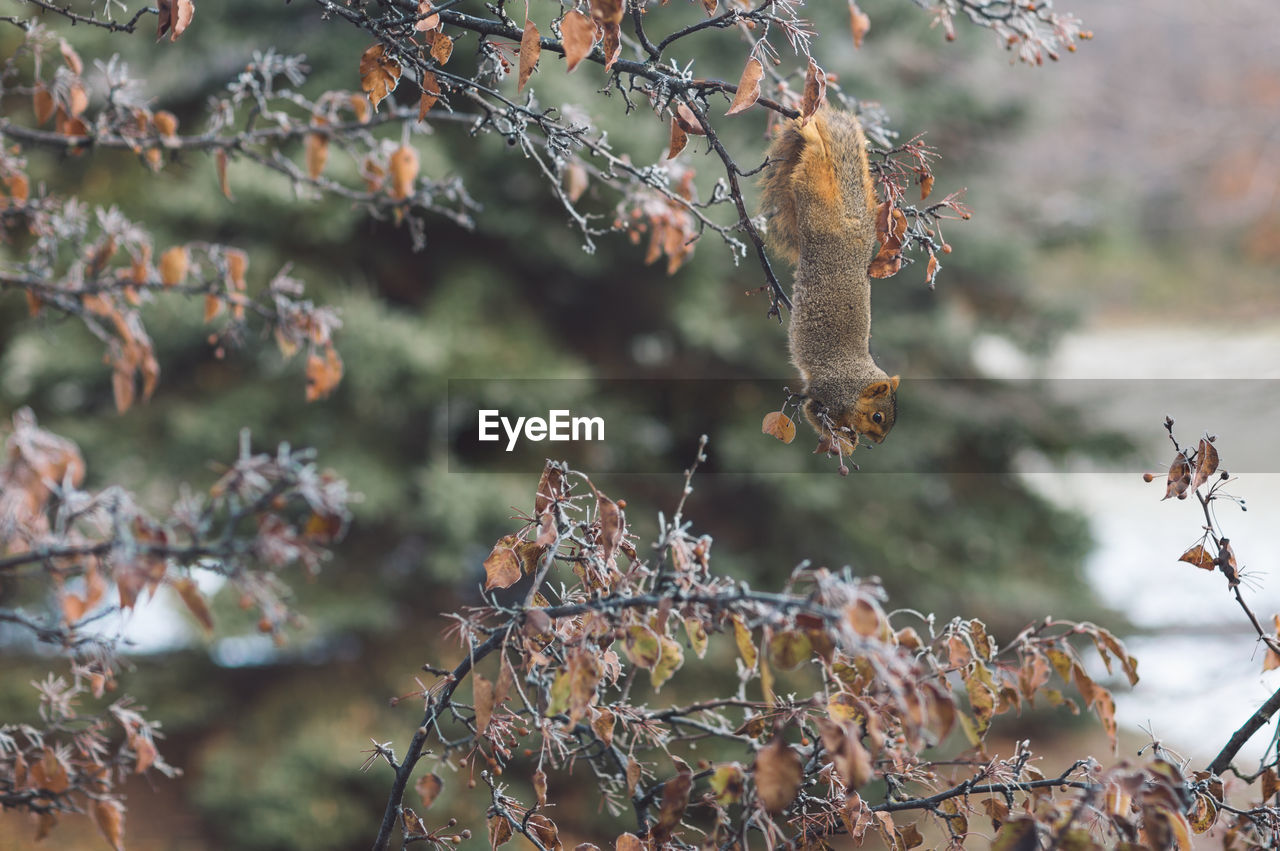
(759, 109, 877, 264)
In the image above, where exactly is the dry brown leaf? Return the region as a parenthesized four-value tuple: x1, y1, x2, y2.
(159, 245, 189, 287)
(653, 767, 692, 841)
(173, 577, 214, 632)
(726, 57, 763, 116)
(60, 39, 84, 75)
(153, 109, 178, 139)
(488, 814, 513, 850)
(754, 736, 803, 814)
(156, 0, 195, 42)
(304, 345, 344, 401)
(1191, 438, 1219, 491)
(518, 21, 541, 92)
(415, 772, 443, 809)
(920, 172, 934, 200)
(226, 249, 248, 290)
(67, 82, 89, 118)
(761, 411, 796, 444)
(564, 161, 588, 202)
(359, 44, 402, 111)
(349, 93, 371, 123)
(419, 72, 441, 120)
(561, 11, 596, 72)
(215, 149, 233, 199)
(305, 131, 329, 180)
(483, 536, 522, 590)
(849, 1, 870, 47)
(674, 103, 705, 135)
(591, 706, 615, 746)
(389, 144, 420, 200)
(667, 117, 688, 160)
(533, 768, 547, 806)
(615, 834, 643, 851)
(595, 489, 624, 562)
(33, 84, 55, 125)
(590, 0, 623, 68)
(473, 672, 495, 735)
(93, 799, 125, 851)
(425, 30, 454, 65)
(801, 57, 827, 123)
(402, 807, 428, 837)
(1179, 543, 1215, 571)
(414, 0, 441, 31)
(1163, 452, 1192, 500)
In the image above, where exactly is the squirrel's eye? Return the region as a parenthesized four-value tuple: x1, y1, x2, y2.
(872, 412, 884, 424)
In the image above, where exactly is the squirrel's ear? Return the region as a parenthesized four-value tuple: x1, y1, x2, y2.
(864, 379, 893, 399)
(889, 375, 900, 393)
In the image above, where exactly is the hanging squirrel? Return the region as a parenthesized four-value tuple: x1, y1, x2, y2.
(760, 107, 900, 448)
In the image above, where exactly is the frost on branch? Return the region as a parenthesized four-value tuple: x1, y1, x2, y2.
(0, 409, 351, 844)
(369, 455, 1161, 851)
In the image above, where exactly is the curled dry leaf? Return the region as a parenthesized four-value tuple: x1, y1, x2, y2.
(590, 0, 623, 69)
(849, 1, 870, 47)
(595, 488, 624, 562)
(33, 84, 55, 126)
(1191, 438, 1219, 491)
(156, 0, 195, 42)
(518, 20, 541, 92)
(801, 57, 827, 123)
(93, 799, 125, 851)
(415, 0, 441, 31)
(761, 411, 796, 444)
(359, 44, 401, 111)
(561, 10, 596, 72)
(920, 172, 934, 200)
(726, 57, 763, 116)
(389, 144, 420, 201)
(674, 103, 706, 136)
(667, 117, 688, 160)
(59, 39, 84, 75)
(419, 72, 441, 120)
(1162, 452, 1192, 500)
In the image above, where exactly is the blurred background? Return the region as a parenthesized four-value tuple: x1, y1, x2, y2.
(2, 0, 1279, 847)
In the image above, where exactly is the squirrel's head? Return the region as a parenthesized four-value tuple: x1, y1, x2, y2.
(807, 375, 900, 446)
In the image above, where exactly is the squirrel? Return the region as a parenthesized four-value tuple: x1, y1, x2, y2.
(760, 107, 900, 448)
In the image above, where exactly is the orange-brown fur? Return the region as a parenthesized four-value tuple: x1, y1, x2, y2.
(760, 109, 899, 446)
